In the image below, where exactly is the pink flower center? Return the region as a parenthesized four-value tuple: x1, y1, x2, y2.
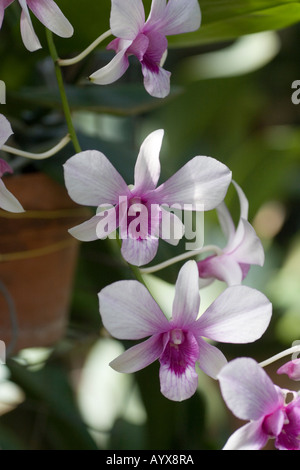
(118, 195, 160, 240)
(160, 329, 199, 376)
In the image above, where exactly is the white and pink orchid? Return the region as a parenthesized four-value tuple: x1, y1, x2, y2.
(0, 114, 24, 213)
(218, 357, 300, 450)
(63, 129, 232, 267)
(0, 0, 73, 51)
(197, 181, 265, 287)
(98, 260, 272, 401)
(89, 0, 201, 98)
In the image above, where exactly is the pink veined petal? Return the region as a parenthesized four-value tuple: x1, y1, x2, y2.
(26, 0, 73, 38)
(150, 156, 232, 211)
(110, 0, 145, 39)
(0, 114, 13, 148)
(89, 46, 130, 85)
(226, 218, 265, 267)
(159, 206, 185, 246)
(110, 333, 165, 373)
(152, 0, 201, 36)
(63, 150, 131, 207)
(141, 63, 171, 98)
(159, 330, 200, 401)
(197, 254, 243, 287)
(133, 129, 163, 193)
(171, 261, 200, 327)
(121, 235, 159, 266)
(0, 159, 13, 178)
(218, 358, 282, 421)
(159, 361, 199, 402)
(262, 408, 285, 437)
(223, 419, 268, 450)
(18, 0, 42, 51)
(0, 179, 24, 213)
(196, 337, 227, 379)
(196, 285, 272, 344)
(98, 280, 169, 340)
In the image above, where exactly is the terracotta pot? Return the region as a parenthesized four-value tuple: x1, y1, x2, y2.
(0, 172, 90, 354)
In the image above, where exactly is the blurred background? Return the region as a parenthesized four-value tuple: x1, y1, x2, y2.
(0, 0, 299, 450)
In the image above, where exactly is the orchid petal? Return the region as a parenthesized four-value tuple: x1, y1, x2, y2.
(196, 337, 227, 379)
(159, 361, 199, 402)
(218, 358, 282, 421)
(141, 63, 171, 98)
(121, 236, 159, 266)
(110, 0, 145, 39)
(0, 0, 14, 28)
(26, 0, 73, 38)
(151, 156, 231, 211)
(63, 150, 130, 207)
(19, 0, 42, 51)
(226, 218, 265, 266)
(277, 359, 300, 381)
(69, 207, 118, 242)
(0, 159, 13, 178)
(89, 46, 130, 85)
(98, 280, 169, 340)
(196, 285, 272, 343)
(216, 202, 235, 247)
(171, 261, 200, 327)
(232, 180, 249, 220)
(0, 114, 13, 148)
(0, 179, 24, 213)
(146, 0, 167, 26)
(110, 334, 164, 373)
(157, 0, 201, 36)
(223, 420, 268, 450)
(159, 206, 185, 246)
(197, 254, 243, 287)
(133, 129, 163, 193)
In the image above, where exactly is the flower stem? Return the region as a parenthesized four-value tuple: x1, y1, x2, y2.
(2, 134, 71, 160)
(58, 29, 112, 67)
(46, 29, 81, 154)
(140, 244, 223, 274)
(259, 345, 300, 368)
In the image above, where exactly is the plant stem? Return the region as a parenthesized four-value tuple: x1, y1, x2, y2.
(259, 345, 300, 368)
(46, 29, 81, 154)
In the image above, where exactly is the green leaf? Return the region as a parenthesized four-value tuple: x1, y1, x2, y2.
(168, 1, 300, 46)
(9, 84, 182, 116)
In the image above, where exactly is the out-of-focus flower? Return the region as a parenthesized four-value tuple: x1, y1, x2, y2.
(63, 129, 232, 266)
(98, 261, 272, 401)
(277, 358, 300, 381)
(197, 181, 265, 287)
(0, 0, 73, 51)
(218, 357, 300, 450)
(89, 0, 201, 97)
(0, 115, 24, 213)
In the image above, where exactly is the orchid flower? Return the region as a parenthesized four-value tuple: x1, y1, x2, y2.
(0, 115, 24, 213)
(197, 181, 265, 287)
(63, 129, 232, 267)
(277, 358, 300, 381)
(98, 260, 272, 401)
(89, 0, 201, 98)
(218, 357, 300, 450)
(0, 0, 73, 51)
